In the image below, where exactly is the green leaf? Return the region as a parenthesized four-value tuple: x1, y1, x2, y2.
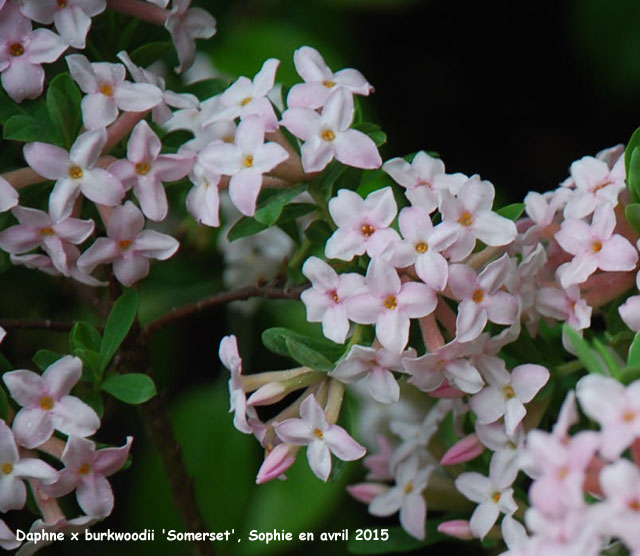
(497, 202, 526, 221)
(101, 373, 156, 404)
(46, 73, 81, 149)
(0, 385, 9, 421)
(592, 338, 622, 375)
(75, 349, 101, 383)
(563, 325, 606, 375)
(254, 185, 307, 226)
(284, 337, 333, 372)
(262, 327, 344, 363)
(0, 353, 13, 373)
(32, 350, 63, 371)
(3, 114, 57, 145)
(628, 332, 640, 367)
(99, 289, 139, 372)
(437, 410, 458, 449)
(348, 522, 447, 554)
(619, 366, 640, 385)
(625, 127, 640, 181)
(311, 160, 346, 201)
(304, 220, 332, 246)
(70, 321, 102, 353)
(184, 78, 229, 101)
(129, 42, 170, 67)
(629, 147, 640, 201)
(626, 203, 640, 235)
(227, 217, 268, 241)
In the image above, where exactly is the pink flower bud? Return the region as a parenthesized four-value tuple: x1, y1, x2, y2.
(440, 434, 483, 466)
(256, 444, 297, 485)
(437, 520, 474, 540)
(346, 482, 388, 504)
(247, 383, 287, 406)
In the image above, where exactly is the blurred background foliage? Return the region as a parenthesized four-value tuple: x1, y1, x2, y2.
(2, 0, 640, 554)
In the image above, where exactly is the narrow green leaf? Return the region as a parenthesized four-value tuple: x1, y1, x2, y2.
(437, 410, 458, 449)
(3, 114, 57, 144)
(46, 73, 81, 149)
(129, 42, 170, 68)
(284, 337, 334, 372)
(101, 373, 156, 404)
(0, 353, 13, 373)
(592, 338, 622, 375)
(70, 321, 102, 353)
(254, 185, 307, 226)
(563, 325, 606, 375)
(262, 327, 344, 362)
(629, 147, 640, 201)
(619, 366, 640, 385)
(32, 350, 63, 371)
(227, 217, 268, 241)
(0, 385, 9, 421)
(311, 160, 346, 201)
(628, 332, 640, 367)
(625, 127, 640, 181)
(625, 203, 640, 235)
(497, 202, 526, 221)
(75, 349, 101, 383)
(99, 289, 139, 372)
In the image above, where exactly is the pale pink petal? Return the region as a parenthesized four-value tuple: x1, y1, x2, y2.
(328, 189, 363, 227)
(400, 492, 426, 540)
(366, 367, 399, 403)
(504, 398, 526, 436)
(127, 120, 161, 162)
(472, 211, 517, 246)
(324, 425, 366, 461)
(301, 136, 334, 173)
(12, 408, 52, 448)
(256, 443, 297, 484)
(152, 154, 194, 181)
(415, 251, 449, 291)
(134, 176, 168, 221)
(80, 92, 118, 129)
(186, 181, 220, 227)
(275, 419, 312, 444)
(1, 61, 43, 103)
(576, 374, 626, 425)
(620, 295, 640, 331)
(113, 255, 149, 286)
(12, 458, 57, 483)
(398, 282, 436, 318)
(471, 387, 506, 424)
(334, 129, 382, 169)
(324, 228, 365, 261)
(299, 395, 329, 431)
(53, 217, 94, 244)
(0, 475, 26, 512)
(321, 306, 350, 344)
(43, 355, 82, 398)
(23, 142, 70, 179)
(441, 434, 483, 466)
(445, 359, 485, 394)
(0, 225, 41, 254)
(485, 291, 518, 325)
(469, 500, 499, 539)
(52, 395, 100, 437)
(49, 178, 81, 219)
(454, 472, 491, 503)
(133, 230, 178, 259)
(19, 0, 56, 23)
(53, 6, 91, 49)
(113, 82, 162, 112)
(2, 370, 45, 406)
(199, 142, 243, 175)
(76, 238, 119, 274)
(293, 46, 332, 83)
(66, 53, 98, 92)
(77, 474, 113, 516)
(369, 487, 403, 516)
(377, 309, 409, 353)
(511, 364, 549, 403)
(307, 440, 332, 481)
(598, 235, 638, 271)
(228, 169, 262, 216)
(345, 293, 380, 323)
(80, 168, 123, 206)
(25, 28, 67, 64)
(322, 89, 353, 131)
(252, 58, 279, 97)
(281, 107, 320, 141)
(456, 300, 487, 343)
(287, 82, 331, 109)
(367, 258, 401, 296)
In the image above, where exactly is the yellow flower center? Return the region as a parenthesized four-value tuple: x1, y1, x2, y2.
(330, 290, 340, 303)
(491, 491, 501, 503)
(415, 242, 428, 253)
(223, 135, 235, 143)
(314, 428, 324, 439)
(557, 466, 569, 479)
(240, 97, 252, 106)
(623, 410, 636, 423)
(472, 289, 484, 303)
(503, 384, 516, 399)
(384, 295, 398, 310)
(78, 463, 91, 475)
(119, 239, 133, 250)
(57, 0, 67, 7)
(1, 463, 13, 475)
(592, 241, 603, 253)
(628, 498, 640, 511)
(244, 155, 254, 168)
(360, 224, 375, 237)
(69, 165, 83, 179)
(135, 162, 151, 175)
(40, 227, 55, 236)
(404, 482, 414, 494)
(40, 396, 54, 410)
(323, 80, 336, 88)
(9, 43, 24, 57)
(321, 129, 336, 142)
(99, 83, 114, 97)
(458, 211, 473, 227)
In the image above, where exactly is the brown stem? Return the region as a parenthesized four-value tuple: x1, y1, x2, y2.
(106, 0, 168, 25)
(419, 313, 445, 352)
(141, 284, 307, 338)
(582, 271, 637, 308)
(265, 130, 313, 183)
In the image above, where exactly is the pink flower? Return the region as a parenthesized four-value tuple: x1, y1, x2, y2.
(19, 0, 106, 49)
(599, 459, 640, 549)
(66, 54, 163, 129)
(24, 128, 124, 218)
(535, 285, 591, 330)
(455, 469, 518, 539)
(368, 456, 433, 540)
(43, 436, 132, 517)
(275, 395, 366, 482)
(448, 255, 519, 342)
(164, 0, 216, 73)
(325, 187, 400, 261)
(0, 420, 58, 512)
(0, 2, 67, 102)
(255, 443, 297, 484)
(440, 434, 484, 466)
(346, 258, 437, 353)
(403, 337, 485, 394)
(218, 335, 260, 436)
(439, 176, 517, 261)
(3, 356, 100, 449)
(471, 362, 549, 435)
(281, 88, 382, 172)
(207, 59, 280, 131)
(384, 206, 456, 291)
(109, 120, 194, 221)
(555, 204, 638, 288)
(382, 151, 451, 213)
(300, 256, 366, 343)
(77, 201, 179, 286)
(199, 115, 289, 216)
(0, 177, 18, 213)
(0, 204, 94, 275)
(330, 344, 414, 404)
(576, 374, 640, 460)
(564, 155, 625, 219)
(185, 159, 221, 227)
(287, 46, 373, 109)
